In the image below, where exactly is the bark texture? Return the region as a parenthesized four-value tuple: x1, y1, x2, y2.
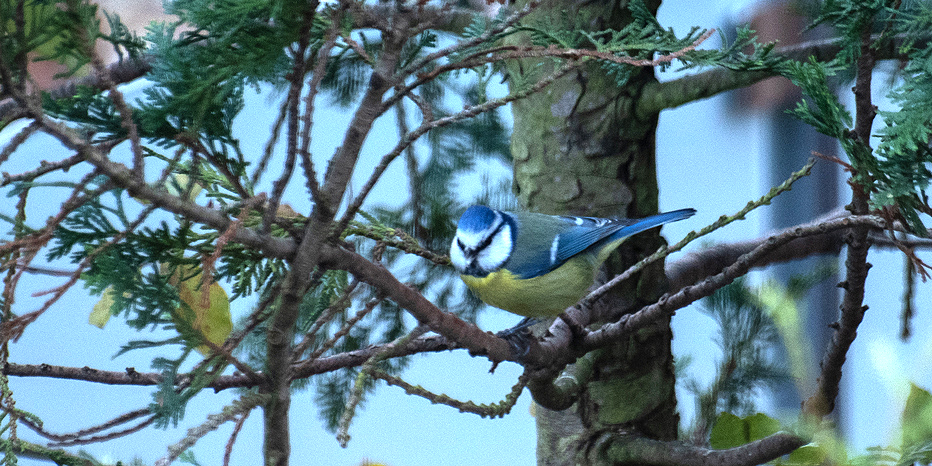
(506, 1, 679, 464)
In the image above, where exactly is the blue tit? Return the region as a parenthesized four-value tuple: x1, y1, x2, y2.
(449, 205, 696, 317)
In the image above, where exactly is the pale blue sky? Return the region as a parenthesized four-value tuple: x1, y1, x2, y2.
(2, 0, 929, 464)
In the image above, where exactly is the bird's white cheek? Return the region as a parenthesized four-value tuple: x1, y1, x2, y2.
(450, 240, 467, 273)
(475, 226, 512, 271)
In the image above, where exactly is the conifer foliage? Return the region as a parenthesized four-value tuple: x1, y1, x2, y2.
(2, 0, 932, 465)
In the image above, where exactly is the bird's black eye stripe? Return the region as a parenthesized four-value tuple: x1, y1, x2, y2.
(476, 220, 506, 252)
(457, 238, 466, 251)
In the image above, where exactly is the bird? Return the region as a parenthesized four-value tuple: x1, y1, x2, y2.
(450, 205, 696, 317)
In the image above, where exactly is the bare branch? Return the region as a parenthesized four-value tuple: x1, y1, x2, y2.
(224, 410, 250, 466)
(599, 431, 805, 466)
(636, 32, 919, 118)
(0, 56, 153, 123)
(339, 59, 580, 232)
(18, 407, 150, 443)
(89, 56, 144, 175)
(48, 417, 154, 447)
(0, 120, 39, 166)
(2, 334, 456, 390)
(155, 393, 266, 466)
(578, 215, 886, 355)
(801, 21, 878, 419)
(320, 244, 514, 362)
(291, 334, 457, 381)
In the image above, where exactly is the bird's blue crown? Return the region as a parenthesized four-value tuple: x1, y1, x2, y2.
(458, 205, 499, 232)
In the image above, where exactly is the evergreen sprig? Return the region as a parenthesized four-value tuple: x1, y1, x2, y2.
(682, 26, 783, 72)
(149, 353, 228, 429)
(0, 1, 143, 84)
(875, 41, 932, 234)
(779, 1, 932, 235)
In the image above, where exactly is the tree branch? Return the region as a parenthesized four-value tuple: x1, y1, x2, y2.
(0, 56, 153, 123)
(27, 118, 296, 259)
(579, 215, 884, 354)
(2, 335, 456, 389)
(320, 244, 514, 362)
(636, 32, 915, 117)
(339, 58, 579, 233)
(600, 431, 806, 466)
(801, 19, 878, 419)
(666, 209, 851, 291)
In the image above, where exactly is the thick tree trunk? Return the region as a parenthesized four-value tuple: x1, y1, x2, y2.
(506, 1, 679, 463)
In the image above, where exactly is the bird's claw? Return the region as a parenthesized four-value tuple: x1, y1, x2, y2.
(495, 317, 541, 359)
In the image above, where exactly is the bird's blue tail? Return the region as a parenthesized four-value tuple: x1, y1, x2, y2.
(612, 208, 696, 239)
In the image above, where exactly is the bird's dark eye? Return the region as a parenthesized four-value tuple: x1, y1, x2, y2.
(456, 238, 466, 252)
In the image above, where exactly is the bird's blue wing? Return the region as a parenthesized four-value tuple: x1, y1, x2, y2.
(504, 209, 695, 279)
(549, 216, 626, 266)
(503, 214, 620, 279)
(553, 209, 697, 265)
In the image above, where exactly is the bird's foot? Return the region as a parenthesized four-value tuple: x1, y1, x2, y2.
(495, 317, 541, 358)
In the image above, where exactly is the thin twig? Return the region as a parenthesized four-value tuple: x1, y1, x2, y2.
(33, 116, 296, 259)
(301, 295, 384, 366)
(375, 370, 527, 418)
(902, 251, 915, 340)
(337, 59, 580, 233)
(48, 416, 155, 447)
(578, 158, 817, 314)
(223, 410, 250, 466)
(154, 393, 266, 466)
(414, 29, 716, 85)
(89, 56, 143, 176)
(18, 408, 150, 443)
(296, 8, 342, 203)
(396, 1, 540, 78)
(579, 215, 886, 353)
(291, 279, 362, 363)
(4, 199, 157, 342)
(253, 101, 289, 187)
(260, 7, 331, 234)
(336, 325, 430, 447)
(1, 152, 86, 187)
(635, 32, 919, 118)
(0, 120, 39, 165)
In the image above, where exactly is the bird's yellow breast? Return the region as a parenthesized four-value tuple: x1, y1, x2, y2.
(460, 255, 600, 317)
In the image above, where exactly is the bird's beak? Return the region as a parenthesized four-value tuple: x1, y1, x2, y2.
(463, 261, 487, 278)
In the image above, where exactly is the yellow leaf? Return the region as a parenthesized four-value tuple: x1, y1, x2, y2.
(166, 174, 203, 201)
(89, 286, 117, 329)
(170, 265, 233, 356)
